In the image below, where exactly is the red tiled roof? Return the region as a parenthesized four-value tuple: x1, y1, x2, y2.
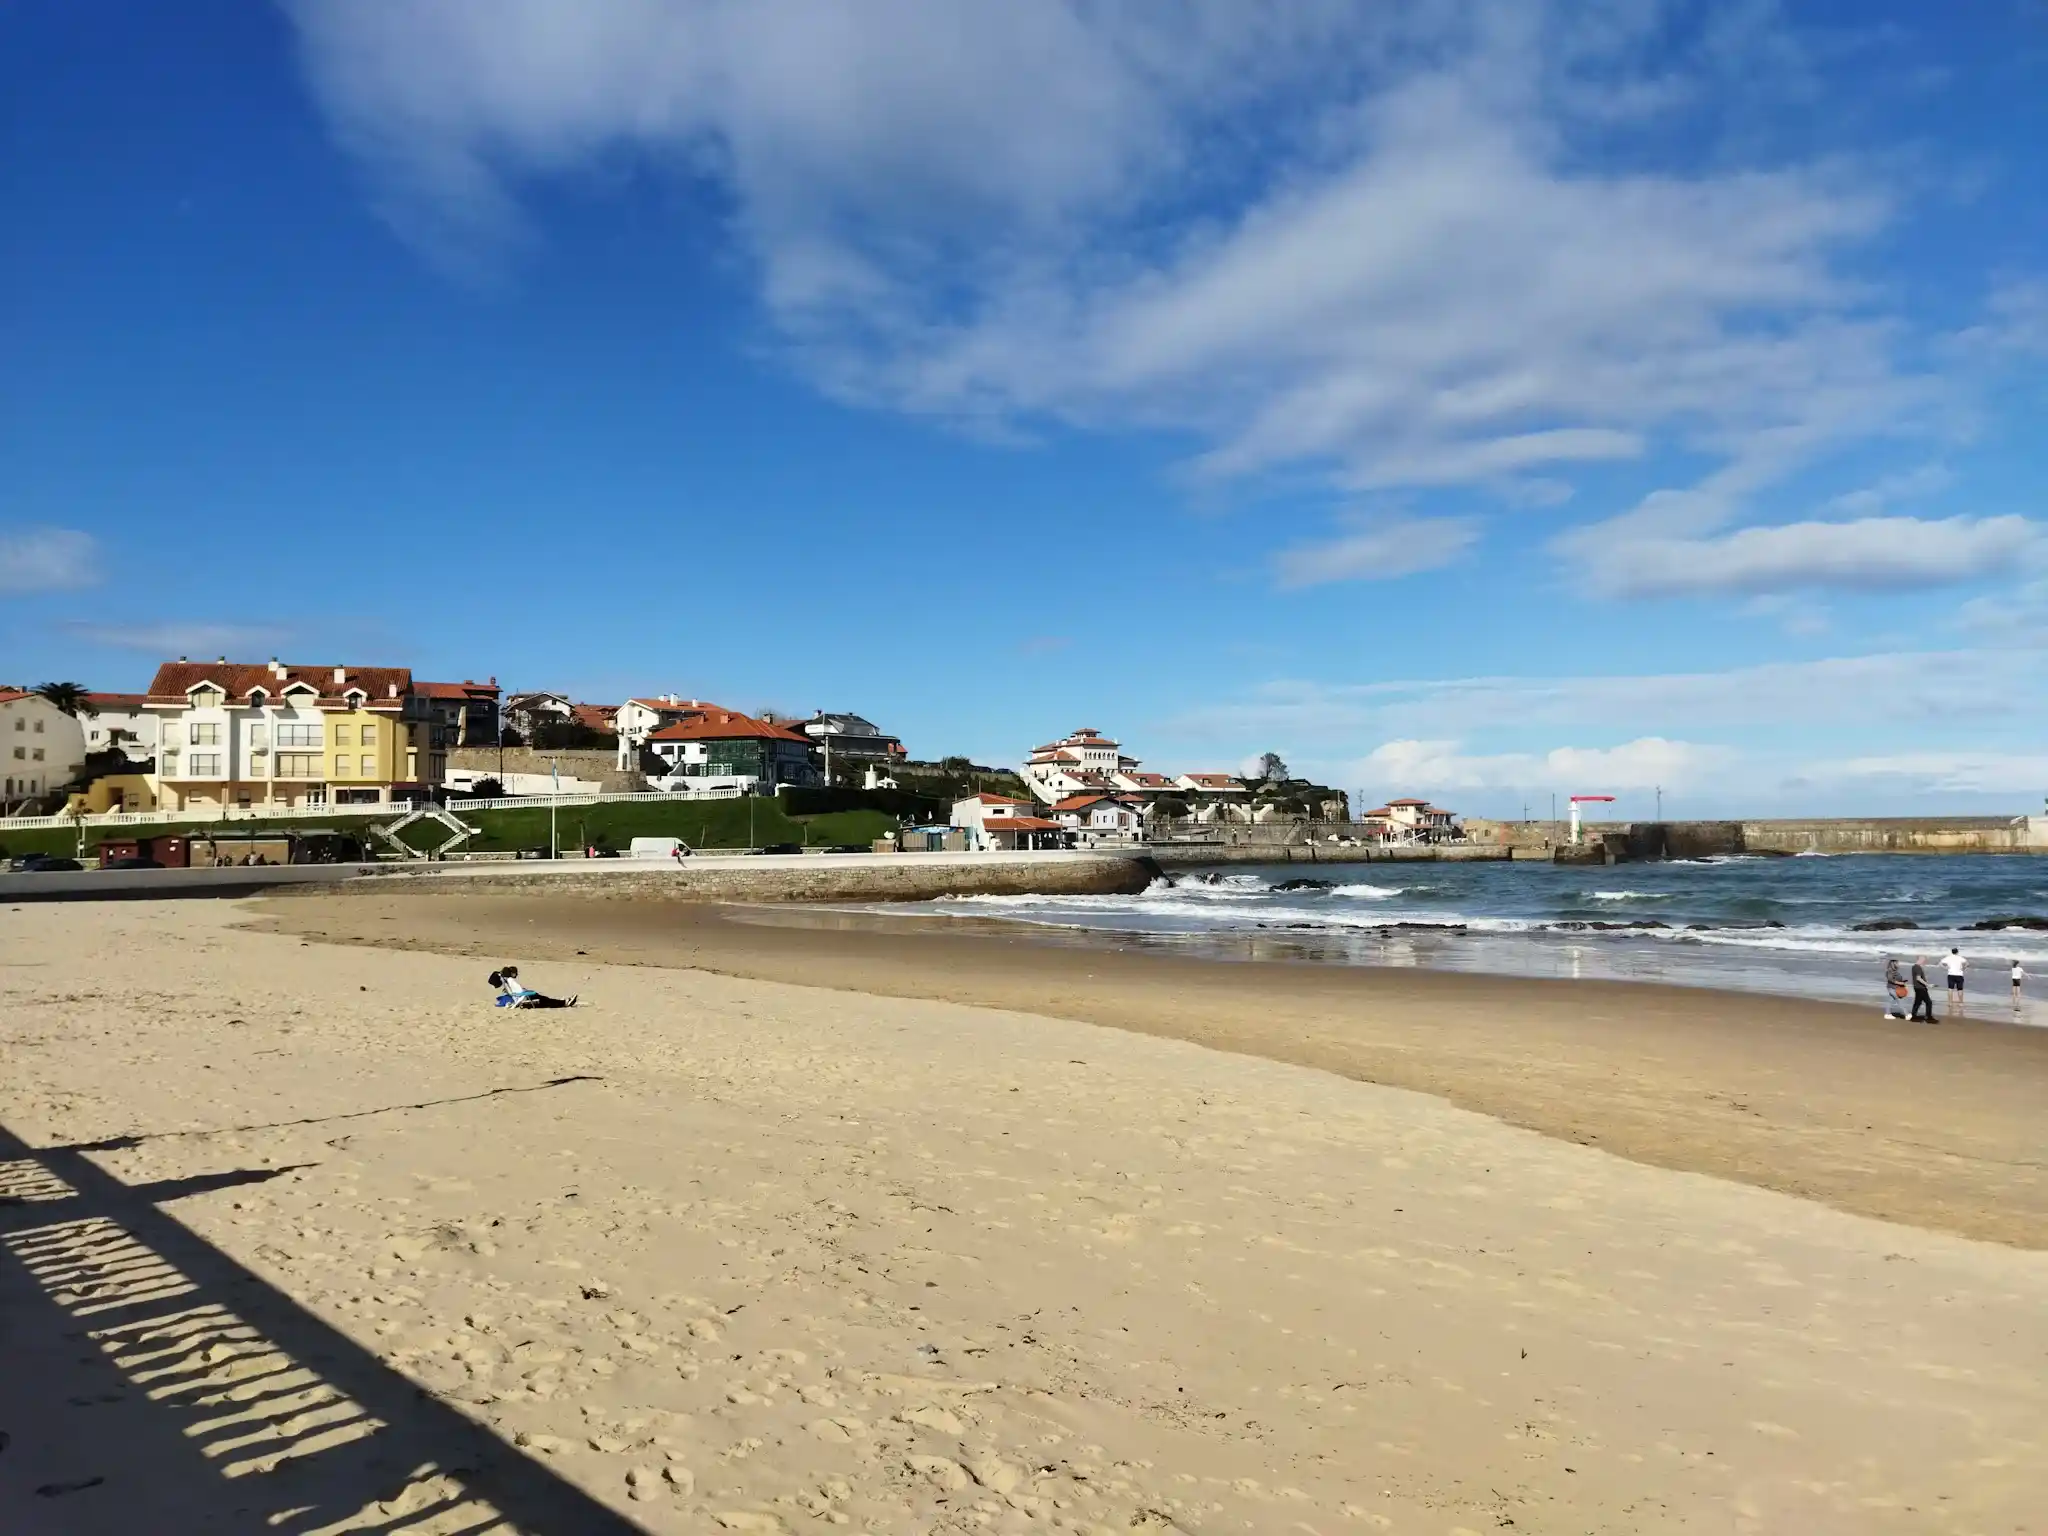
(1387, 797, 1430, 806)
(984, 817, 1061, 832)
(413, 680, 498, 701)
(569, 704, 617, 731)
(627, 697, 723, 712)
(1181, 773, 1243, 788)
(0, 689, 29, 704)
(966, 793, 1033, 805)
(1050, 794, 1115, 812)
(647, 711, 810, 744)
(145, 661, 414, 708)
(85, 692, 149, 708)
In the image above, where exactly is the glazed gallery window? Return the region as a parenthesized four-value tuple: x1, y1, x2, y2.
(188, 754, 220, 776)
(277, 723, 321, 748)
(275, 753, 320, 777)
(190, 722, 220, 745)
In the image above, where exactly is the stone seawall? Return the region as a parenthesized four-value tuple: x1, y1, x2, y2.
(1741, 817, 2040, 855)
(278, 851, 1161, 904)
(1147, 842, 1513, 866)
(447, 746, 641, 793)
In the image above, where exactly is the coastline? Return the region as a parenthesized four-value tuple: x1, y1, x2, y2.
(249, 889, 2048, 1249)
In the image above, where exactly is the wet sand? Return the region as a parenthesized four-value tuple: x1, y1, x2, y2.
(251, 890, 2048, 1250)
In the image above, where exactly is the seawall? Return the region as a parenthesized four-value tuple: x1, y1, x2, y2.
(1147, 841, 1513, 866)
(1467, 816, 2048, 859)
(0, 850, 1160, 904)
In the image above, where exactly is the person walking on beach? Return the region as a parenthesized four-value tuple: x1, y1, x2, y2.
(1884, 957, 1908, 1019)
(2012, 959, 2027, 1007)
(1944, 947, 1967, 1017)
(1910, 957, 1937, 1022)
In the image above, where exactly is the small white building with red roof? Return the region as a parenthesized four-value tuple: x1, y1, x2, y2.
(951, 793, 1063, 851)
(1049, 792, 1146, 845)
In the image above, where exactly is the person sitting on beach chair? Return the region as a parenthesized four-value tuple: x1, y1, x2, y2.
(489, 965, 577, 1009)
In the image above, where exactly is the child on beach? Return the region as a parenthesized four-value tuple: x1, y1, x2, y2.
(1944, 948, 1967, 1016)
(2013, 960, 2027, 1006)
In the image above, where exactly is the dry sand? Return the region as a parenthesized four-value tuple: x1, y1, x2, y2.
(2, 897, 2045, 1535)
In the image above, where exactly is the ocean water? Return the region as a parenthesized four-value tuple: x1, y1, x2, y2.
(910, 853, 2048, 1022)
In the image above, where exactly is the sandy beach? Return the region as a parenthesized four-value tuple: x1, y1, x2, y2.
(4, 897, 2046, 1534)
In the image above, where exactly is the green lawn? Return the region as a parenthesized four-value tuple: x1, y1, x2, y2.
(2, 798, 898, 863)
(398, 798, 897, 854)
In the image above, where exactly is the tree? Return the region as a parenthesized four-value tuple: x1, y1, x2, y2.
(1255, 751, 1288, 783)
(34, 681, 96, 718)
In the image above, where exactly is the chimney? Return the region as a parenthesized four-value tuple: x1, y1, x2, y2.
(333, 667, 346, 685)
(388, 682, 398, 698)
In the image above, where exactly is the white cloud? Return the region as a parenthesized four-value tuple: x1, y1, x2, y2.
(287, 0, 1921, 509)
(1272, 515, 1477, 588)
(60, 622, 290, 656)
(1177, 648, 2048, 741)
(1570, 513, 2042, 598)
(1812, 752, 2048, 796)
(1359, 736, 1728, 792)
(0, 528, 98, 594)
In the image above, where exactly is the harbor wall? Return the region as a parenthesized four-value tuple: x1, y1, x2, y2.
(1467, 816, 2048, 859)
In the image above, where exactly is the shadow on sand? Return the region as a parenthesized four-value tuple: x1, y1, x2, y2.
(0, 1117, 647, 1535)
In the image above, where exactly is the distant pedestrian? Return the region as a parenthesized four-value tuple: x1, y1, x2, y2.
(1883, 958, 1908, 1019)
(1944, 948, 1967, 1016)
(1910, 957, 1937, 1022)
(2012, 959, 2027, 1006)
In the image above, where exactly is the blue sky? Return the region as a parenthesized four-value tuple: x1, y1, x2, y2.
(3, 1, 2045, 817)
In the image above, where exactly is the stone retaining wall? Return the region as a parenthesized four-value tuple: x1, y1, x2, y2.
(446, 747, 641, 793)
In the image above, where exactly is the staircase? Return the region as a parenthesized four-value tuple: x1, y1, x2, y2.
(373, 803, 477, 860)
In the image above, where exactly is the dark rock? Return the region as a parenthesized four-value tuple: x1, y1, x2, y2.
(1968, 915, 2048, 931)
(1272, 878, 1335, 892)
(1852, 918, 1919, 931)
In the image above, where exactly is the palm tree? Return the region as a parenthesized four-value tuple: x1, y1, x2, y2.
(33, 681, 97, 718)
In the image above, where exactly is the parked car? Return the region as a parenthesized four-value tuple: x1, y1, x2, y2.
(100, 855, 164, 870)
(14, 854, 84, 872)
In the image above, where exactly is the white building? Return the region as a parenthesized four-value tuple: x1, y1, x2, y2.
(1023, 727, 1136, 805)
(1049, 793, 1145, 845)
(643, 710, 820, 796)
(951, 793, 1062, 851)
(615, 695, 724, 769)
(0, 689, 88, 808)
(1369, 798, 1460, 842)
(83, 692, 159, 763)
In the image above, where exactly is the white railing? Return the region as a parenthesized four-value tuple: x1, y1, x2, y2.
(0, 800, 421, 832)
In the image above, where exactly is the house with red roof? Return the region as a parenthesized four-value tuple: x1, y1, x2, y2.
(644, 709, 820, 796)
(950, 793, 1063, 851)
(1, 687, 88, 810)
(1049, 792, 1146, 845)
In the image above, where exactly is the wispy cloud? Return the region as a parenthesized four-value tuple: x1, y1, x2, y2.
(1358, 736, 1730, 792)
(1273, 514, 1477, 588)
(1569, 513, 2041, 599)
(0, 528, 99, 594)
(60, 621, 291, 656)
(286, 0, 1924, 519)
(1810, 752, 2048, 796)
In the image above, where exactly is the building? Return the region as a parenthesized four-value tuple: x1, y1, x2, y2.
(951, 793, 1063, 851)
(0, 689, 88, 808)
(412, 680, 501, 750)
(83, 693, 159, 764)
(1109, 770, 1176, 797)
(1023, 727, 1136, 804)
(143, 660, 439, 812)
(1049, 793, 1146, 845)
(1364, 798, 1461, 843)
(614, 696, 726, 768)
(644, 709, 821, 795)
(798, 712, 906, 777)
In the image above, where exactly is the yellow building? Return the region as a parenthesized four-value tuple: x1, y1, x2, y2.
(67, 773, 161, 815)
(145, 660, 440, 812)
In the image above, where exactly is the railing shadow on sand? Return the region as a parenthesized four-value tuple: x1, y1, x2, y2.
(0, 1118, 647, 1536)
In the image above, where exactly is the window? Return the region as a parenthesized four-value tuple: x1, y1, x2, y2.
(11, 718, 20, 731)
(33, 719, 44, 733)
(360, 724, 376, 745)
(334, 724, 350, 745)
(249, 725, 267, 748)
(360, 755, 377, 777)
(191, 723, 219, 746)
(277, 723, 320, 748)
(276, 753, 320, 777)
(10, 746, 21, 760)
(333, 756, 350, 778)
(188, 754, 219, 776)
(190, 687, 223, 707)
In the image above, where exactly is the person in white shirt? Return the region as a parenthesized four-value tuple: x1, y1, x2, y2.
(1943, 948, 1967, 1016)
(2013, 960, 2027, 1006)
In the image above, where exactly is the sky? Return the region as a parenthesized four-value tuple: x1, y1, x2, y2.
(3, 0, 2046, 818)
